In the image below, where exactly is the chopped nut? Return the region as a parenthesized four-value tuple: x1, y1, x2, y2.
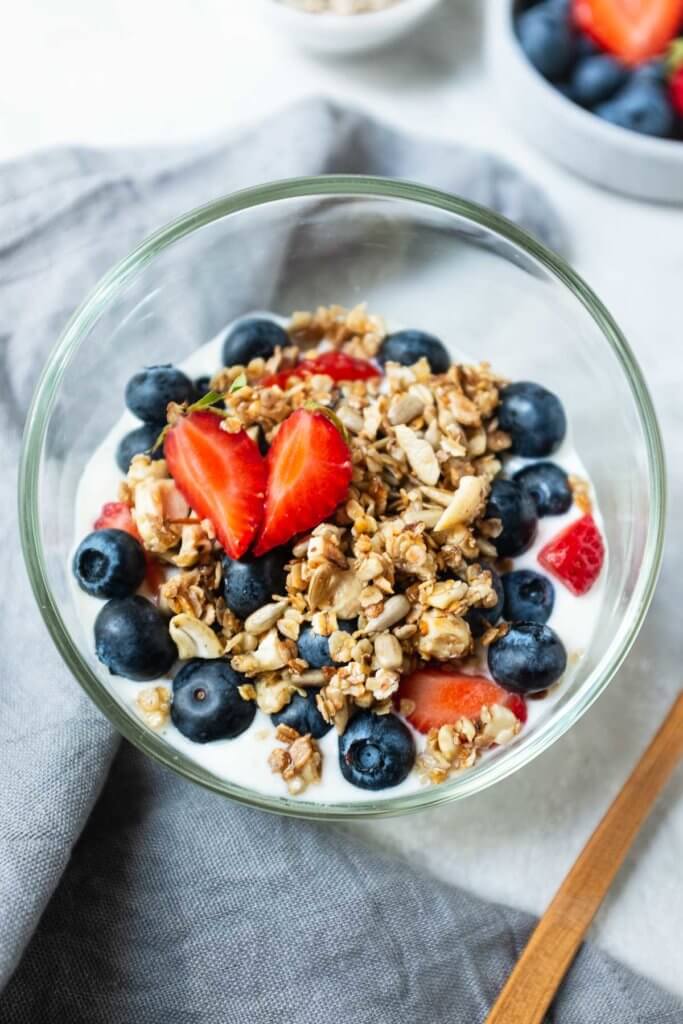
(373, 633, 403, 671)
(243, 601, 289, 635)
(434, 476, 487, 532)
(169, 613, 224, 659)
(394, 424, 441, 486)
(363, 594, 411, 634)
(135, 686, 171, 731)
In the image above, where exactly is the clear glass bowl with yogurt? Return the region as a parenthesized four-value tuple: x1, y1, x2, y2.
(19, 177, 665, 818)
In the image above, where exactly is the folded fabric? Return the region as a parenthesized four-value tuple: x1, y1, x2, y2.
(1, 96, 680, 1023)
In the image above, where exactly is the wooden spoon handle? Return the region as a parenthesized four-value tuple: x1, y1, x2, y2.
(486, 692, 683, 1024)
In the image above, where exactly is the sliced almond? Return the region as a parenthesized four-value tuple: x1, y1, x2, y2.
(434, 476, 486, 532)
(394, 425, 440, 486)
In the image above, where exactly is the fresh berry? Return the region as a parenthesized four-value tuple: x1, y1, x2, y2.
(297, 618, 357, 669)
(467, 568, 504, 638)
(94, 501, 164, 594)
(338, 711, 415, 790)
(670, 65, 683, 115)
(261, 351, 381, 389)
(125, 365, 196, 424)
(569, 54, 628, 106)
(498, 381, 566, 457)
(488, 622, 567, 693)
(94, 595, 176, 681)
(596, 79, 675, 136)
(253, 408, 352, 556)
(377, 330, 450, 374)
(164, 410, 267, 559)
(94, 501, 138, 536)
(73, 528, 146, 599)
(115, 422, 165, 474)
(516, 0, 578, 80)
(573, 0, 683, 65)
(271, 690, 332, 739)
(502, 569, 555, 625)
(171, 659, 255, 743)
(399, 667, 526, 734)
(222, 318, 289, 368)
(505, 693, 529, 724)
(538, 513, 605, 595)
(222, 548, 290, 620)
(486, 479, 538, 557)
(513, 461, 572, 517)
(633, 58, 668, 83)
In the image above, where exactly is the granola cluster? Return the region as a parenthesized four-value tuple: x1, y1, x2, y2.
(119, 304, 518, 790)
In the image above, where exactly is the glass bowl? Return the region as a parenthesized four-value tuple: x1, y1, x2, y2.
(19, 176, 665, 819)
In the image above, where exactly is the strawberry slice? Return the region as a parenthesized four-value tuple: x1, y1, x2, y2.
(573, 0, 683, 65)
(164, 410, 266, 559)
(261, 351, 381, 389)
(538, 514, 605, 596)
(94, 501, 165, 593)
(399, 667, 527, 734)
(253, 408, 353, 556)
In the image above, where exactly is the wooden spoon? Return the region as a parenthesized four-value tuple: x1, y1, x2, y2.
(486, 691, 683, 1024)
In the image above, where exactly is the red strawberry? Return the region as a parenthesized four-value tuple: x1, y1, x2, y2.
(94, 501, 138, 537)
(399, 667, 526, 734)
(253, 408, 353, 556)
(94, 501, 165, 593)
(261, 351, 381, 389)
(538, 514, 605, 596)
(164, 410, 267, 559)
(671, 66, 683, 113)
(573, 0, 683, 65)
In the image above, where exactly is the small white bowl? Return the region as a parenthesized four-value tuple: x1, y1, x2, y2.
(486, 0, 683, 203)
(256, 0, 442, 55)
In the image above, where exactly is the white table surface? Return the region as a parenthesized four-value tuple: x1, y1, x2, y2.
(3, 0, 682, 997)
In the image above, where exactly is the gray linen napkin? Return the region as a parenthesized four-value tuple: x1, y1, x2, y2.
(1, 97, 680, 1023)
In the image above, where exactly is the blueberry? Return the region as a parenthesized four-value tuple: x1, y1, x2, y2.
(377, 330, 451, 374)
(488, 622, 567, 694)
(502, 570, 555, 625)
(222, 318, 288, 368)
(576, 34, 599, 58)
(516, 1, 577, 80)
(569, 55, 628, 107)
(271, 690, 331, 740)
(467, 567, 504, 638)
(172, 659, 255, 743)
(486, 479, 538, 557)
(73, 529, 146, 599)
(125, 365, 197, 424)
(115, 422, 165, 473)
(596, 80, 674, 138)
(94, 595, 176, 681)
(632, 59, 667, 84)
(222, 549, 289, 620)
(513, 461, 572, 517)
(297, 618, 356, 669)
(499, 381, 566, 457)
(339, 711, 415, 791)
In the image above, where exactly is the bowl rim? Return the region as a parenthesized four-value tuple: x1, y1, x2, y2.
(499, 0, 683, 160)
(259, 0, 440, 28)
(19, 174, 666, 820)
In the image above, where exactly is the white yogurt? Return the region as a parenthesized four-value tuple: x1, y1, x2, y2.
(71, 316, 607, 804)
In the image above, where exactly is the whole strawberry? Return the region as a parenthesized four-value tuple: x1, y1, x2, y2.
(668, 38, 683, 114)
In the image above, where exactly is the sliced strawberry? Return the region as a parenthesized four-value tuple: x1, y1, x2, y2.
(253, 408, 353, 556)
(261, 351, 381, 389)
(399, 667, 526, 734)
(538, 514, 605, 596)
(94, 501, 164, 594)
(94, 500, 138, 537)
(164, 410, 266, 559)
(670, 64, 683, 114)
(573, 0, 683, 65)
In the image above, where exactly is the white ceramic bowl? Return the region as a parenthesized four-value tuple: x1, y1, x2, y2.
(486, 0, 683, 203)
(256, 0, 442, 55)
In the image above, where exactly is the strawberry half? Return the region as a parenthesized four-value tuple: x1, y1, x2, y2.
(94, 501, 165, 593)
(399, 667, 527, 734)
(164, 410, 267, 559)
(261, 351, 381, 389)
(253, 408, 353, 556)
(573, 0, 683, 64)
(538, 514, 605, 596)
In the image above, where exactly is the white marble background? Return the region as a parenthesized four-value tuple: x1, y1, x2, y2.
(2, 0, 682, 995)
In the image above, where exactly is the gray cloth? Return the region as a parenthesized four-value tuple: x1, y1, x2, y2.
(0, 97, 680, 1023)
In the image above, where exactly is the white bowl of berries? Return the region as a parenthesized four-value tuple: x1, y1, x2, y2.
(486, 0, 683, 202)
